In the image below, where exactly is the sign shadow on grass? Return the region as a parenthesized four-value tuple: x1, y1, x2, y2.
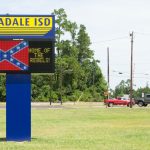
(0, 137, 37, 142)
(0, 138, 6, 142)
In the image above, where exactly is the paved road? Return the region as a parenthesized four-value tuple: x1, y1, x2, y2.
(0, 102, 149, 109)
(0, 104, 65, 110)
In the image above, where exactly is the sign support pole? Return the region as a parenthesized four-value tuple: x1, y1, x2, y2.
(6, 73, 31, 141)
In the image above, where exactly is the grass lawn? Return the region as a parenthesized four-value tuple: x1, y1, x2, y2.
(0, 106, 150, 150)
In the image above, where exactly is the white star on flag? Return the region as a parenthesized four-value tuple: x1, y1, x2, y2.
(17, 62, 20, 66)
(17, 46, 20, 50)
(10, 50, 14, 54)
(10, 58, 14, 61)
(3, 54, 7, 58)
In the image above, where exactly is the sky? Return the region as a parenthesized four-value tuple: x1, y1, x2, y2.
(1, 0, 150, 89)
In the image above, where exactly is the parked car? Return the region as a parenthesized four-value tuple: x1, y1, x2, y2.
(104, 97, 135, 107)
(135, 94, 150, 107)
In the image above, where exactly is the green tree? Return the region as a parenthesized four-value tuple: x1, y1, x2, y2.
(65, 21, 78, 46)
(133, 85, 150, 98)
(0, 75, 6, 101)
(114, 79, 131, 97)
(0, 8, 107, 102)
(52, 8, 68, 56)
(77, 24, 93, 63)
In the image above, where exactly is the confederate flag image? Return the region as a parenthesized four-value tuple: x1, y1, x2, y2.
(0, 40, 29, 71)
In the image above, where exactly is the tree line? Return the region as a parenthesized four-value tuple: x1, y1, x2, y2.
(111, 79, 150, 98)
(0, 8, 107, 102)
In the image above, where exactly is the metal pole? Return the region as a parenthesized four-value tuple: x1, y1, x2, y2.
(60, 65, 63, 105)
(107, 47, 110, 99)
(49, 75, 52, 106)
(130, 32, 134, 108)
(92, 60, 95, 85)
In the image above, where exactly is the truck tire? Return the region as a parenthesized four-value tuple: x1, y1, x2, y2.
(108, 103, 113, 107)
(138, 101, 144, 107)
(127, 103, 130, 107)
(144, 104, 148, 107)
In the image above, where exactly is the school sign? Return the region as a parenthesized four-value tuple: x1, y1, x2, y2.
(0, 15, 55, 141)
(0, 15, 55, 73)
(0, 15, 55, 39)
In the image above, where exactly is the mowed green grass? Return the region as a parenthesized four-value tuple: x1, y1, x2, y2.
(0, 107, 150, 150)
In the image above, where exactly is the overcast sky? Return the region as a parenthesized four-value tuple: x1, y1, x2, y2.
(1, 0, 150, 89)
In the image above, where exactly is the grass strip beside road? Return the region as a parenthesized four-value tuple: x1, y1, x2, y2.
(0, 107, 150, 150)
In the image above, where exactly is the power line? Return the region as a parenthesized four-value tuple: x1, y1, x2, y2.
(110, 75, 150, 79)
(92, 32, 150, 45)
(135, 62, 150, 65)
(112, 70, 129, 74)
(135, 32, 150, 36)
(92, 36, 129, 44)
(105, 62, 150, 67)
(112, 70, 149, 75)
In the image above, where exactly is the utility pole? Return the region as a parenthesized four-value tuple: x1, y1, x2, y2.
(60, 66, 63, 105)
(130, 31, 134, 108)
(59, 63, 63, 105)
(92, 60, 95, 85)
(107, 47, 110, 99)
(49, 75, 52, 106)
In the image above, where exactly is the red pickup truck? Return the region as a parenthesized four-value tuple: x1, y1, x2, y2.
(104, 97, 135, 107)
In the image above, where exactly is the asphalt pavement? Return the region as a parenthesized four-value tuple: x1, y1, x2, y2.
(0, 102, 149, 110)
